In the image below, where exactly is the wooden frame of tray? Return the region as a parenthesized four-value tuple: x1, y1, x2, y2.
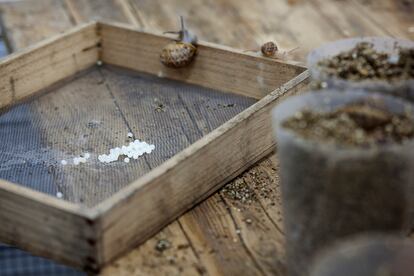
(0, 21, 309, 272)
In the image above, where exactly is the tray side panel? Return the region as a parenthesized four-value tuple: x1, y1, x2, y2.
(96, 71, 310, 265)
(0, 22, 99, 112)
(0, 179, 98, 271)
(99, 22, 305, 100)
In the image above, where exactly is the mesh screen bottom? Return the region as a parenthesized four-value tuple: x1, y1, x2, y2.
(0, 65, 257, 207)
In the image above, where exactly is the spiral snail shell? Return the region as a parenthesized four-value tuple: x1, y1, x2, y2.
(261, 41, 279, 57)
(245, 41, 298, 60)
(160, 42, 197, 68)
(160, 16, 198, 68)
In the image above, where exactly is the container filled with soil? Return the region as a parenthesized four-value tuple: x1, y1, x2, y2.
(272, 90, 414, 276)
(310, 235, 414, 276)
(307, 37, 414, 100)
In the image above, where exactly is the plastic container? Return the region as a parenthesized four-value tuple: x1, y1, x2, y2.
(310, 235, 414, 276)
(307, 37, 414, 100)
(272, 90, 414, 276)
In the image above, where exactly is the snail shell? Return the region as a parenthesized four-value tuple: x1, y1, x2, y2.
(261, 41, 278, 57)
(160, 42, 197, 68)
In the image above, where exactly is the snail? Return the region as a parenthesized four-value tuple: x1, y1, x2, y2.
(245, 41, 299, 60)
(261, 41, 279, 57)
(160, 16, 198, 68)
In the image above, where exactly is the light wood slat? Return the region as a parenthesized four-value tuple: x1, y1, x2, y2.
(0, 179, 97, 270)
(99, 22, 305, 100)
(64, 0, 135, 25)
(0, 0, 74, 50)
(0, 22, 99, 111)
(351, 0, 414, 40)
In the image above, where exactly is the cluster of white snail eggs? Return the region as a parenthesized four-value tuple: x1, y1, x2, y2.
(98, 140, 155, 163)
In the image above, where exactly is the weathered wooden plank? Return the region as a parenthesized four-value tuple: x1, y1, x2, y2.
(99, 22, 305, 100)
(101, 215, 203, 275)
(352, 0, 414, 40)
(307, 0, 390, 38)
(64, 0, 136, 25)
(0, 179, 96, 269)
(178, 194, 268, 276)
(0, 0, 74, 50)
(0, 22, 99, 111)
(248, 158, 285, 233)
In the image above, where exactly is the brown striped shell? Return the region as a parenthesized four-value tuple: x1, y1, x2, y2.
(160, 42, 197, 68)
(160, 16, 198, 68)
(261, 41, 278, 57)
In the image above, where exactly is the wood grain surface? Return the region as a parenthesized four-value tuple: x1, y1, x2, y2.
(0, 0, 413, 275)
(100, 22, 304, 99)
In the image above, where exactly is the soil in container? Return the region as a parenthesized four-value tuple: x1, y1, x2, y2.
(307, 37, 414, 99)
(283, 101, 414, 147)
(272, 90, 414, 276)
(318, 42, 414, 83)
(310, 235, 414, 276)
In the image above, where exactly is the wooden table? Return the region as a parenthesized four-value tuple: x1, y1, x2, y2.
(0, 1, 412, 275)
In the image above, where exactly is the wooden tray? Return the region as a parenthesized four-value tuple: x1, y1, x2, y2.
(0, 21, 308, 272)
